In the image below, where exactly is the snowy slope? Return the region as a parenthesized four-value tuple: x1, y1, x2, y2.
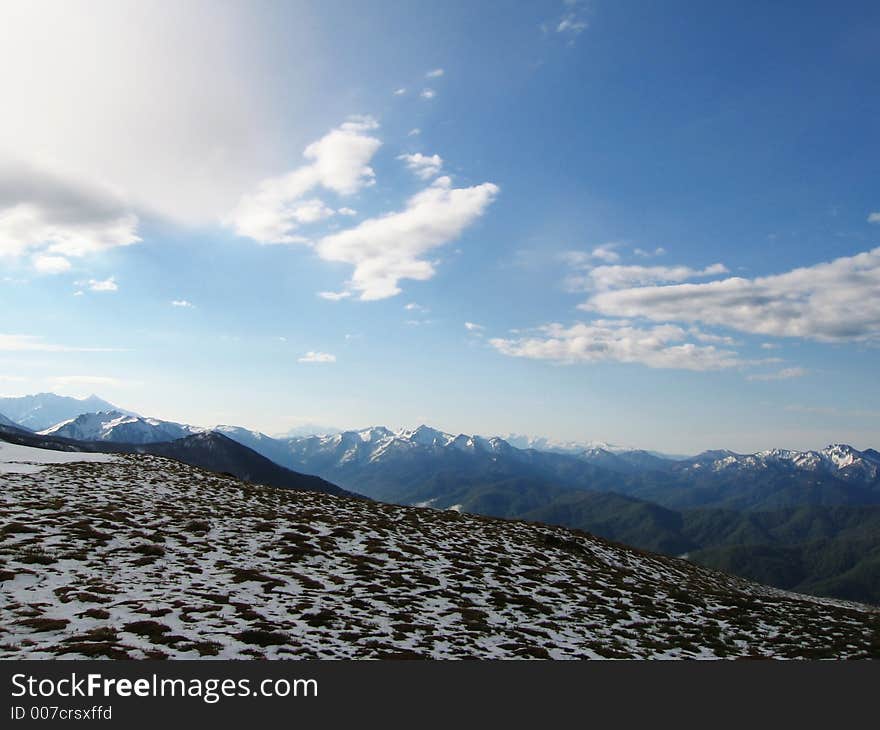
(0, 441, 117, 474)
(0, 446, 878, 659)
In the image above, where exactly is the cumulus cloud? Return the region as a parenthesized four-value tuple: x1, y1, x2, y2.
(226, 117, 381, 244)
(584, 248, 880, 343)
(0, 162, 140, 261)
(398, 153, 443, 180)
(425, 68, 445, 78)
(490, 321, 741, 371)
(298, 351, 336, 363)
(32, 254, 72, 274)
(315, 176, 499, 301)
(747, 367, 808, 382)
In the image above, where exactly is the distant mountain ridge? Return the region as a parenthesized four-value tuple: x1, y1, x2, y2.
(0, 425, 351, 498)
(0, 393, 132, 431)
(40, 410, 200, 444)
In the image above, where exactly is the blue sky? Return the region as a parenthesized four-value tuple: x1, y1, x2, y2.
(1, 0, 879, 453)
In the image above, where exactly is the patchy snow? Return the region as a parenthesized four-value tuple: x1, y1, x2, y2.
(1, 452, 877, 660)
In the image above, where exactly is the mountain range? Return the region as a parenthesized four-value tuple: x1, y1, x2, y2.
(2, 392, 879, 604)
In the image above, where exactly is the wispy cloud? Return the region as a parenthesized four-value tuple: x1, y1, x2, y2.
(0, 334, 122, 353)
(171, 299, 194, 308)
(420, 88, 436, 100)
(425, 68, 444, 78)
(393, 87, 407, 96)
(583, 247, 880, 343)
(747, 367, 808, 382)
(571, 263, 728, 292)
(80, 276, 118, 292)
(633, 247, 667, 258)
(868, 212, 880, 224)
(490, 321, 741, 371)
(47, 375, 126, 388)
(317, 291, 352, 301)
(298, 351, 336, 364)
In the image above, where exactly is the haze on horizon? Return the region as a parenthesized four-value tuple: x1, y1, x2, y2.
(1, 1, 878, 454)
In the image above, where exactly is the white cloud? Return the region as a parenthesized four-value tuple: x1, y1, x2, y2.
(0, 162, 140, 260)
(338, 207, 357, 216)
(32, 254, 72, 274)
(226, 116, 381, 244)
(290, 199, 336, 224)
(868, 212, 880, 224)
(298, 351, 336, 363)
(490, 321, 741, 371)
(393, 88, 407, 96)
(408, 128, 421, 137)
(562, 243, 621, 266)
(464, 321, 484, 331)
(0, 334, 120, 353)
(420, 88, 436, 100)
(315, 176, 499, 300)
(584, 247, 880, 343)
(426, 68, 445, 78)
(688, 327, 737, 346)
(317, 291, 352, 301)
(0, 1, 286, 227)
(82, 277, 118, 292)
(405, 302, 428, 312)
(398, 152, 443, 180)
(171, 299, 194, 308)
(747, 367, 808, 382)
(575, 263, 728, 292)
